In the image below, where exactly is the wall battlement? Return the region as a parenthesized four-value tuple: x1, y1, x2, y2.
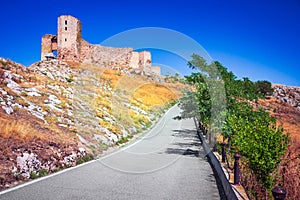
(41, 15, 160, 75)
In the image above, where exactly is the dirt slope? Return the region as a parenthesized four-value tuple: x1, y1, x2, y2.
(0, 58, 187, 190)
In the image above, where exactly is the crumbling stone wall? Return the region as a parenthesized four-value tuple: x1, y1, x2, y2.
(41, 34, 57, 60)
(139, 51, 152, 73)
(41, 15, 160, 75)
(129, 52, 140, 69)
(81, 42, 133, 68)
(151, 66, 161, 75)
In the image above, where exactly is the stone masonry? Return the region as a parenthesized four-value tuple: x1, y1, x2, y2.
(57, 15, 82, 62)
(41, 34, 57, 60)
(41, 15, 160, 75)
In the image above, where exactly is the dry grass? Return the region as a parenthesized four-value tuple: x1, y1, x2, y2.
(65, 61, 82, 70)
(99, 119, 121, 134)
(100, 68, 124, 89)
(115, 74, 148, 93)
(0, 110, 77, 145)
(256, 97, 300, 200)
(94, 96, 112, 113)
(162, 82, 188, 97)
(0, 118, 48, 141)
(257, 98, 300, 142)
(128, 110, 149, 126)
(79, 63, 105, 73)
(130, 84, 177, 111)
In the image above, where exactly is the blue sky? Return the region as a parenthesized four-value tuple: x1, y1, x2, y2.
(0, 0, 299, 86)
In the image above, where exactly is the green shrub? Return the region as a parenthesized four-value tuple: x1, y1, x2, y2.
(38, 169, 48, 177)
(65, 76, 74, 83)
(116, 135, 133, 145)
(182, 54, 289, 195)
(52, 167, 61, 173)
(256, 80, 274, 96)
(30, 169, 48, 179)
(76, 154, 94, 165)
(0, 59, 7, 67)
(30, 171, 39, 179)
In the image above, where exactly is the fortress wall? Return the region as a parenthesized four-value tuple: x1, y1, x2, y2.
(151, 66, 161, 75)
(81, 42, 133, 68)
(129, 52, 140, 69)
(139, 51, 152, 73)
(41, 15, 157, 75)
(41, 34, 53, 60)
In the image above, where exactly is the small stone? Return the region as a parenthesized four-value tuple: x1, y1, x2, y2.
(121, 129, 129, 137)
(49, 94, 61, 105)
(2, 105, 13, 114)
(58, 124, 67, 128)
(1, 90, 7, 95)
(27, 92, 41, 97)
(129, 127, 137, 134)
(47, 72, 55, 80)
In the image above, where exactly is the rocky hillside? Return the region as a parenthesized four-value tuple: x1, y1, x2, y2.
(273, 84, 300, 111)
(0, 58, 185, 190)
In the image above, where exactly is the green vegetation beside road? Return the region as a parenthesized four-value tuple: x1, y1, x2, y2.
(179, 54, 288, 199)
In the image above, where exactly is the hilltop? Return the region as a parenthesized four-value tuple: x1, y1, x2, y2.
(0, 58, 186, 190)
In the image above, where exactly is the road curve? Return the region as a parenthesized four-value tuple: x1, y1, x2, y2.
(0, 105, 220, 200)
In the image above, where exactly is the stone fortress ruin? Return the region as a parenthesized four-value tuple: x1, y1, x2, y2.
(41, 15, 160, 75)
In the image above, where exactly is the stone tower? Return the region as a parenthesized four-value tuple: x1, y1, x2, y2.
(57, 15, 82, 62)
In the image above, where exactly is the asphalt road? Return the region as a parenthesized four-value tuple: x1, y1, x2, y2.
(0, 105, 220, 200)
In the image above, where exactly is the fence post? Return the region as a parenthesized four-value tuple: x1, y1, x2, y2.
(234, 153, 241, 185)
(213, 136, 217, 152)
(272, 186, 286, 200)
(221, 142, 226, 163)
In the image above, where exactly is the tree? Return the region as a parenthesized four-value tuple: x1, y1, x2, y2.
(228, 103, 288, 190)
(256, 80, 274, 96)
(180, 54, 289, 198)
(182, 72, 211, 126)
(178, 90, 199, 119)
(186, 55, 227, 133)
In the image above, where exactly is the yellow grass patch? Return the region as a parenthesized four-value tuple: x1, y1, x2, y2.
(0, 118, 48, 141)
(99, 119, 121, 134)
(94, 96, 112, 112)
(100, 68, 124, 89)
(0, 115, 77, 144)
(130, 84, 177, 110)
(128, 110, 149, 126)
